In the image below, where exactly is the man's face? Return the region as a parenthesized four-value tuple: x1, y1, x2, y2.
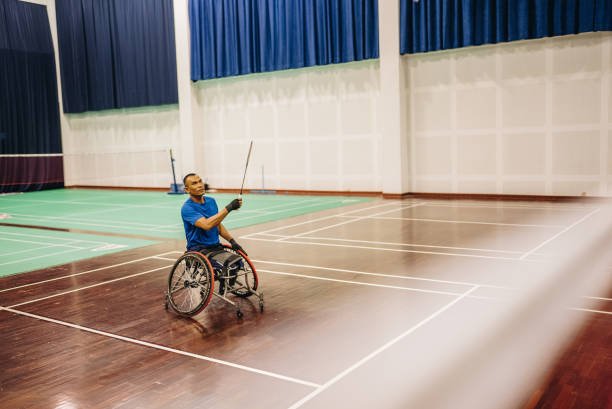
(184, 174, 205, 196)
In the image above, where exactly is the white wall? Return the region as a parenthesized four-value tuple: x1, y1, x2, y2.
(405, 31, 612, 197)
(192, 61, 383, 192)
(32, 0, 612, 196)
(61, 107, 179, 187)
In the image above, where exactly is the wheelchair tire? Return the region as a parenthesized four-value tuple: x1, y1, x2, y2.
(222, 245, 259, 298)
(167, 252, 214, 316)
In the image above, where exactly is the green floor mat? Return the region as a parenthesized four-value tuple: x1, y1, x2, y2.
(0, 225, 159, 277)
(0, 189, 373, 239)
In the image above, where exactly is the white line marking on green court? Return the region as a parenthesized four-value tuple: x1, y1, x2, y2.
(4, 214, 153, 230)
(0, 241, 81, 257)
(0, 251, 178, 293)
(0, 307, 321, 388)
(287, 286, 480, 408)
(0, 230, 126, 245)
(6, 210, 180, 228)
(0, 247, 101, 268)
(0, 237, 87, 249)
(223, 200, 357, 226)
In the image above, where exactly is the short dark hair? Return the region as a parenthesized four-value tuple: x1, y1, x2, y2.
(183, 173, 196, 186)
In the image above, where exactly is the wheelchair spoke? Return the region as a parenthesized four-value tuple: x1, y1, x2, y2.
(166, 253, 214, 316)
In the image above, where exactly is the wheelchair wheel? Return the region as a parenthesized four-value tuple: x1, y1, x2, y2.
(222, 245, 258, 298)
(167, 252, 214, 316)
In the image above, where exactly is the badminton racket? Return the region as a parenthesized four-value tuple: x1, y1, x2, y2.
(239, 140, 253, 198)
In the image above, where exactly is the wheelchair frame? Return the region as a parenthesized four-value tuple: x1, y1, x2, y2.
(164, 245, 264, 318)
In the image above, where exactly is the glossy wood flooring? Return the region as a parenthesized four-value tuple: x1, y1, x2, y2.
(0, 198, 610, 409)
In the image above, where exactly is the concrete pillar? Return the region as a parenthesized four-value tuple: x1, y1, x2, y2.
(173, 0, 196, 177)
(378, 0, 411, 197)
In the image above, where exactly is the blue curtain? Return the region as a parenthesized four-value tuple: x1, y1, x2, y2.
(0, 0, 63, 192)
(56, 0, 178, 113)
(400, 0, 612, 54)
(190, 0, 379, 81)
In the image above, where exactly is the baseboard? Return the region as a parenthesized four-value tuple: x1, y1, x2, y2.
(213, 188, 383, 197)
(382, 192, 413, 200)
(406, 192, 610, 202)
(66, 185, 170, 192)
(63, 185, 610, 202)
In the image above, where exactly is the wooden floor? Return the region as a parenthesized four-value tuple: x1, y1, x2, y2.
(0, 198, 610, 408)
(526, 285, 612, 409)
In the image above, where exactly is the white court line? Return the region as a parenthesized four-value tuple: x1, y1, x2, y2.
(148, 226, 183, 231)
(4, 213, 155, 231)
(225, 199, 361, 225)
(247, 201, 403, 237)
(6, 197, 374, 233)
(585, 296, 612, 301)
(570, 307, 612, 315)
(0, 307, 320, 388)
(258, 269, 463, 297)
(336, 215, 565, 228)
(0, 229, 129, 246)
(0, 251, 179, 293)
(0, 236, 87, 250)
(286, 203, 427, 240)
(0, 198, 145, 207)
(242, 236, 522, 261)
(152, 256, 177, 261)
(424, 203, 597, 211)
(255, 260, 611, 307)
(258, 268, 611, 315)
(0, 246, 97, 268)
(287, 286, 480, 409)
(0, 241, 82, 258)
(8, 265, 173, 308)
(252, 259, 509, 289)
(7, 211, 182, 231)
(253, 234, 526, 255)
(519, 208, 601, 260)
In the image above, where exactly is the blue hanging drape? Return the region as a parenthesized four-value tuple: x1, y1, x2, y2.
(56, 0, 178, 113)
(190, 0, 379, 81)
(0, 0, 63, 193)
(400, 0, 612, 55)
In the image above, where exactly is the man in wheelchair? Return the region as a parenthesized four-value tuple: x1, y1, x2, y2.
(181, 172, 247, 257)
(165, 173, 262, 317)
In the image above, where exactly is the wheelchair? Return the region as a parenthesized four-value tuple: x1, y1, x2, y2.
(164, 245, 263, 318)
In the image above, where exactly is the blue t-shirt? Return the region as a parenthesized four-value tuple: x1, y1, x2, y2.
(181, 197, 220, 250)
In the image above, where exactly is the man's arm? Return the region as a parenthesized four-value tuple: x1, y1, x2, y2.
(194, 209, 229, 231)
(218, 223, 233, 241)
(219, 222, 247, 255)
(192, 198, 242, 231)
